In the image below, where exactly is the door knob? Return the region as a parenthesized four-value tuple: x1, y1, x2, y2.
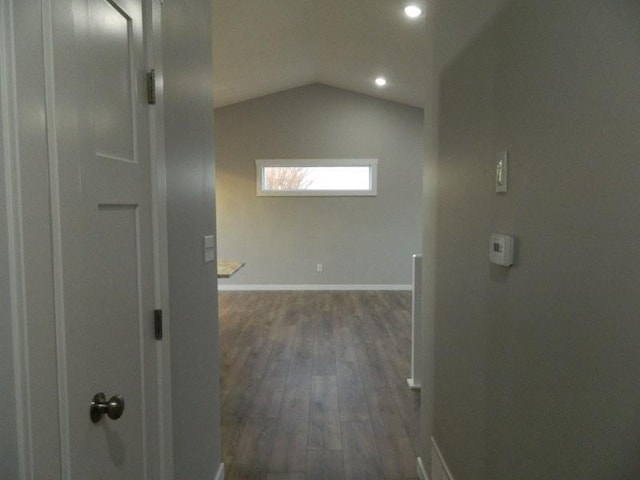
(90, 392, 125, 423)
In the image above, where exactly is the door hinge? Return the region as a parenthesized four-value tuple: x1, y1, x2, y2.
(154, 309, 163, 340)
(147, 69, 156, 105)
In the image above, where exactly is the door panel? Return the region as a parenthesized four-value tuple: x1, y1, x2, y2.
(53, 0, 160, 478)
(80, 205, 146, 477)
(91, 0, 136, 162)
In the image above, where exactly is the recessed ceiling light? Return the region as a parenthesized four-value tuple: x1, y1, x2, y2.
(404, 5, 422, 18)
(375, 77, 387, 87)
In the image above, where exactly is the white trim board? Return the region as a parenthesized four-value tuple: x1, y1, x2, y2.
(143, 1, 174, 477)
(417, 456, 430, 480)
(432, 437, 455, 480)
(42, 0, 71, 475)
(217, 284, 411, 292)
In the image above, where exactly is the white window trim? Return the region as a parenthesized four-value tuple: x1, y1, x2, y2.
(256, 158, 378, 197)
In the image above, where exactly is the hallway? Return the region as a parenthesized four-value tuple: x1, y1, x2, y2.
(218, 291, 420, 479)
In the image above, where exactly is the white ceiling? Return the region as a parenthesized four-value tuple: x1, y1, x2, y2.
(212, 0, 428, 108)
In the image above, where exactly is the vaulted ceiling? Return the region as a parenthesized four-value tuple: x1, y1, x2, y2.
(212, 0, 428, 108)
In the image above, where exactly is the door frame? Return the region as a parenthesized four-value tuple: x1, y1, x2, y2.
(1, 0, 32, 478)
(143, 0, 174, 477)
(1, 0, 173, 477)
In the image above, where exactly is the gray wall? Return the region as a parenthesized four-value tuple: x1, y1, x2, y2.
(163, 1, 222, 478)
(431, 1, 640, 479)
(433, 0, 509, 73)
(215, 83, 424, 287)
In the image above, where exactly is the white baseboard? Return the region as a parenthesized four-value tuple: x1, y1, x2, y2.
(431, 437, 454, 480)
(215, 462, 224, 480)
(218, 284, 411, 292)
(417, 456, 430, 480)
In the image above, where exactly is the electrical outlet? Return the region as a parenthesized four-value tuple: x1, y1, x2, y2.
(316, 263, 323, 272)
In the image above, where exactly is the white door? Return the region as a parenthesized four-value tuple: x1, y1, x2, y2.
(51, 0, 163, 478)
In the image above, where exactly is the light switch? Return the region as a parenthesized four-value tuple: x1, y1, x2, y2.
(496, 151, 508, 193)
(204, 235, 215, 263)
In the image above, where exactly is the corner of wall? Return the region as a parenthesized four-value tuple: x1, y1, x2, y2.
(162, 0, 222, 477)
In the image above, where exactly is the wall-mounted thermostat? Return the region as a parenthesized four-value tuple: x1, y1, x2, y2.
(490, 234, 514, 266)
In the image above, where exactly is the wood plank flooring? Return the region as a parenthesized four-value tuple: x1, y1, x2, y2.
(218, 291, 420, 480)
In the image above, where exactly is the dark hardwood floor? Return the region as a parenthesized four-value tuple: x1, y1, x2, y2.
(218, 291, 420, 480)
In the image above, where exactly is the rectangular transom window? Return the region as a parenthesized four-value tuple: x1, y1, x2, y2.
(256, 159, 378, 196)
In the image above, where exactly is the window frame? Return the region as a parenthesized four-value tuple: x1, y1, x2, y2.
(255, 158, 378, 197)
